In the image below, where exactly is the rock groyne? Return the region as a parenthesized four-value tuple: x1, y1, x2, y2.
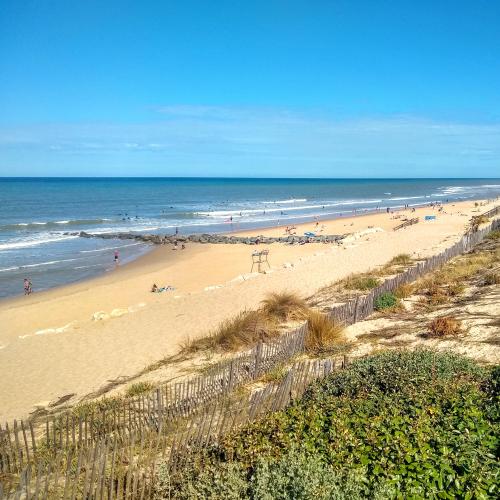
(69, 231, 345, 245)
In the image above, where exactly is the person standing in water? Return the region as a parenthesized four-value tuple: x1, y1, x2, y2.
(24, 278, 32, 295)
(114, 250, 119, 264)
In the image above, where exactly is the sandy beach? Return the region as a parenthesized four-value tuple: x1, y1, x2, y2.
(0, 199, 492, 422)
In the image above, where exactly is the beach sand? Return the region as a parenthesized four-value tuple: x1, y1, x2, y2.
(0, 199, 492, 421)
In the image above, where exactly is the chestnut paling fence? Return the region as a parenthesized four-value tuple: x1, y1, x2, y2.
(0, 206, 499, 498)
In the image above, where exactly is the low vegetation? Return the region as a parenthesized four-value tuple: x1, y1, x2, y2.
(394, 283, 413, 299)
(261, 291, 307, 321)
(387, 253, 413, 266)
(427, 316, 462, 337)
(304, 310, 344, 354)
(199, 310, 279, 352)
(484, 272, 500, 285)
(158, 350, 499, 499)
(486, 229, 500, 240)
(343, 274, 380, 291)
(414, 243, 499, 308)
(374, 292, 398, 311)
(125, 381, 155, 397)
(258, 363, 288, 384)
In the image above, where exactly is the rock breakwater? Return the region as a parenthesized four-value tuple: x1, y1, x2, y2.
(68, 231, 345, 245)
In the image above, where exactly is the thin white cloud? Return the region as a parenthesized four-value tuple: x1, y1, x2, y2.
(0, 107, 499, 176)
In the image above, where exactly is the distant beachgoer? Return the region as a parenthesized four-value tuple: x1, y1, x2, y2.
(175, 227, 179, 235)
(114, 250, 119, 263)
(181, 244, 186, 250)
(24, 278, 32, 295)
(151, 284, 158, 293)
(386, 207, 390, 213)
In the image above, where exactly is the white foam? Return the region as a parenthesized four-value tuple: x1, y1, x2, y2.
(262, 198, 308, 204)
(79, 242, 143, 253)
(0, 266, 19, 272)
(197, 199, 384, 218)
(0, 234, 78, 251)
(25, 258, 79, 268)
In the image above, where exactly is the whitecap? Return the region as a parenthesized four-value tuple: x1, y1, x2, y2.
(0, 234, 79, 251)
(79, 242, 143, 253)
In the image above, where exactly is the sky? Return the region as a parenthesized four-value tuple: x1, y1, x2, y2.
(0, 0, 499, 178)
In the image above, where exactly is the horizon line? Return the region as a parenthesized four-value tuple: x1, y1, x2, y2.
(1, 176, 500, 181)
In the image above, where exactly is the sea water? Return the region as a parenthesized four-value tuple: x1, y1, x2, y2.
(0, 177, 499, 298)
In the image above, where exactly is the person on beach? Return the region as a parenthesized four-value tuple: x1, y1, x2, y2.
(114, 250, 119, 264)
(24, 278, 32, 295)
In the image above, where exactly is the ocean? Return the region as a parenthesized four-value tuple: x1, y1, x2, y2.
(1, 177, 499, 299)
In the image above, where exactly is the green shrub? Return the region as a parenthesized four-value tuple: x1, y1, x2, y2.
(374, 292, 397, 310)
(155, 461, 247, 499)
(250, 451, 371, 500)
(166, 351, 498, 499)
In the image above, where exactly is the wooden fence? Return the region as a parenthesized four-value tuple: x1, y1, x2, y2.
(1, 206, 499, 498)
(0, 356, 341, 499)
(393, 217, 419, 231)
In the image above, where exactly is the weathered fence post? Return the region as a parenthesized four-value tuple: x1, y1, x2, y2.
(254, 342, 263, 377)
(353, 295, 360, 323)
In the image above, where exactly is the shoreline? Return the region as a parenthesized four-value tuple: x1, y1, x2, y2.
(0, 199, 495, 421)
(0, 198, 485, 305)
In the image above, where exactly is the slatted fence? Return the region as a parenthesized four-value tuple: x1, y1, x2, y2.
(393, 217, 419, 231)
(1, 205, 499, 498)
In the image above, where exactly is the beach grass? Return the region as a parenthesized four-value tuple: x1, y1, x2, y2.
(261, 291, 308, 321)
(304, 310, 344, 354)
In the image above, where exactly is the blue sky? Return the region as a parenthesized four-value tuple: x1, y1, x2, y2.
(0, 0, 499, 177)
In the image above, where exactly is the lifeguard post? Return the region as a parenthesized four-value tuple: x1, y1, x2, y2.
(251, 249, 270, 273)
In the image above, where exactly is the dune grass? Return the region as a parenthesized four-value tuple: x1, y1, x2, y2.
(342, 274, 380, 291)
(125, 381, 155, 397)
(388, 253, 413, 266)
(183, 310, 279, 353)
(261, 291, 307, 321)
(394, 283, 414, 299)
(414, 245, 499, 308)
(305, 310, 344, 354)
